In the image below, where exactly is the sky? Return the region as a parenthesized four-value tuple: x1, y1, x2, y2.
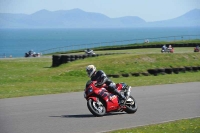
(0, 0, 200, 22)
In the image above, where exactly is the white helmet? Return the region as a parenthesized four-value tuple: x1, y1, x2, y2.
(86, 65, 96, 77)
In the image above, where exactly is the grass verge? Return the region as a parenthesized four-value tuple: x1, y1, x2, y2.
(107, 117, 200, 133)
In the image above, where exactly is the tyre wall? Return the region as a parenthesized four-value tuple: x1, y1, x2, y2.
(52, 53, 121, 67)
(108, 66, 199, 78)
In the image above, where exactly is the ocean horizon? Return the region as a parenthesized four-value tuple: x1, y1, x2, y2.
(1, 27, 200, 58)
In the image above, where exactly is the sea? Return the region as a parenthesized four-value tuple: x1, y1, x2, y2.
(0, 27, 200, 58)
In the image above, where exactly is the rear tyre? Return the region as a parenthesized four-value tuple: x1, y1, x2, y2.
(87, 98, 106, 117)
(124, 96, 137, 113)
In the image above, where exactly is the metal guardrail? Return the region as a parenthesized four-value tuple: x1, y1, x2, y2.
(37, 34, 200, 55)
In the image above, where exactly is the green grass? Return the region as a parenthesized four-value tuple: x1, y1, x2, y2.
(0, 47, 200, 99)
(1, 46, 200, 132)
(107, 117, 200, 133)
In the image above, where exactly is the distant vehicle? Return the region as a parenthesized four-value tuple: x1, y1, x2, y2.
(85, 49, 95, 55)
(161, 45, 174, 53)
(25, 50, 41, 57)
(194, 46, 199, 52)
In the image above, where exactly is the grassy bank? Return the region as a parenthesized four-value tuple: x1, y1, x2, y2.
(107, 117, 200, 133)
(0, 47, 200, 99)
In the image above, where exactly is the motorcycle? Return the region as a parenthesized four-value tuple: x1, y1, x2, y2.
(84, 80, 137, 117)
(194, 47, 199, 52)
(84, 49, 96, 55)
(25, 53, 41, 57)
(25, 51, 41, 57)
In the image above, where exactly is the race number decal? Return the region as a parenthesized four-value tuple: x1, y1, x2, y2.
(110, 95, 117, 100)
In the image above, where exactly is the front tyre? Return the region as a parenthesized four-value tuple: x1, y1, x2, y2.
(124, 96, 138, 113)
(87, 98, 106, 117)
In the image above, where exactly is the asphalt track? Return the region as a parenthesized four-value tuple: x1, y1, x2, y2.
(0, 82, 199, 133)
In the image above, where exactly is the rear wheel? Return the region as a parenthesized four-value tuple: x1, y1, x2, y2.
(124, 96, 137, 113)
(87, 98, 106, 117)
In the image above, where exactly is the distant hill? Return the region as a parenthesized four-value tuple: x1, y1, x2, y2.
(146, 9, 200, 27)
(0, 8, 199, 28)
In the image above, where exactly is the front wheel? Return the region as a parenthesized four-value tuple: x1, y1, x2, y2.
(87, 98, 106, 117)
(124, 96, 138, 114)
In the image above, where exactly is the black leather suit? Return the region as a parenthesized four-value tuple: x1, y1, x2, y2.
(91, 70, 115, 92)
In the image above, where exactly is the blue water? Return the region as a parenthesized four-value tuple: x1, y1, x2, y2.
(0, 27, 200, 57)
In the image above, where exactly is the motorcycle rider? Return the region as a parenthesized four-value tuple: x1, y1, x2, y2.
(86, 65, 126, 104)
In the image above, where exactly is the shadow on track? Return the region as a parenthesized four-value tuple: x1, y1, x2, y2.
(49, 112, 126, 118)
(50, 114, 93, 118)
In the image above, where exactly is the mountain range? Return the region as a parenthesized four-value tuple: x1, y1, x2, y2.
(0, 8, 200, 28)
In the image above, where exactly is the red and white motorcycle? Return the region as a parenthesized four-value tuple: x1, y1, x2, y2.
(84, 80, 137, 117)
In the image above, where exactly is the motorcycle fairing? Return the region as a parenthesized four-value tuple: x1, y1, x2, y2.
(116, 82, 128, 91)
(98, 89, 120, 112)
(116, 83, 123, 91)
(106, 93, 120, 112)
(85, 81, 125, 112)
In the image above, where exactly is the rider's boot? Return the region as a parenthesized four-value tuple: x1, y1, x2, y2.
(113, 89, 126, 105)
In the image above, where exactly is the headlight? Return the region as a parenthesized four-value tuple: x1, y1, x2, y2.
(84, 86, 93, 98)
(87, 87, 93, 95)
(88, 87, 93, 93)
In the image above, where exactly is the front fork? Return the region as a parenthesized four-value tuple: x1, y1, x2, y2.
(126, 86, 131, 97)
(122, 86, 131, 98)
(122, 86, 131, 105)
